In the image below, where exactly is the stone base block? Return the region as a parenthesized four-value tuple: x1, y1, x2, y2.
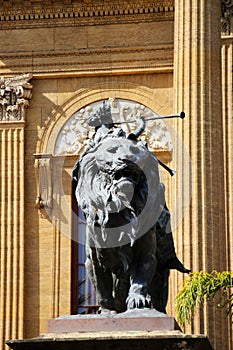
(6, 310, 213, 350)
(6, 331, 213, 350)
(47, 309, 178, 333)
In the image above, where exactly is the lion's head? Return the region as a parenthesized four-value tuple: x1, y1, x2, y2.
(76, 137, 166, 248)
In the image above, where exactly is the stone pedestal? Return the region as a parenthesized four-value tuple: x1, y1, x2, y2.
(6, 331, 213, 350)
(47, 309, 178, 333)
(6, 310, 213, 350)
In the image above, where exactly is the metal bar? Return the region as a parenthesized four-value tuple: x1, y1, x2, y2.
(113, 111, 185, 125)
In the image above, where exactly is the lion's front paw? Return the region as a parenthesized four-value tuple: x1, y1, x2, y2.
(126, 283, 151, 309)
(99, 307, 117, 315)
(126, 293, 151, 309)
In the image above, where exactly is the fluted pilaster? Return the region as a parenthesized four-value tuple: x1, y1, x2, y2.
(222, 37, 233, 273)
(0, 74, 32, 349)
(173, 1, 228, 349)
(0, 124, 25, 349)
(221, 37, 233, 350)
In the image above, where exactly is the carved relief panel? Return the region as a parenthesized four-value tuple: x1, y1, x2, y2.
(54, 98, 173, 160)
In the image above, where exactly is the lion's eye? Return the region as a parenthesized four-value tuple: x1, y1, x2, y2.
(129, 146, 140, 154)
(114, 171, 122, 180)
(107, 146, 119, 154)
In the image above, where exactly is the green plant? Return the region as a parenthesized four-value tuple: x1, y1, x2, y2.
(175, 270, 233, 327)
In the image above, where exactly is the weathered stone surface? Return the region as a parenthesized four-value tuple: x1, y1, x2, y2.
(6, 331, 213, 350)
(47, 309, 177, 333)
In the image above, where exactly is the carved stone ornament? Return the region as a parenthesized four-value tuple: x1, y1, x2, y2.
(0, 73, 33, 122)
(0, 1, 174, 29)
(34, 156, 52, 209)
(221, 0, 233, 35)
(54, 98, 173, 159)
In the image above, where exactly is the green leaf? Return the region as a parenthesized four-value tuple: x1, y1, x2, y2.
(175, 270, 233, 327)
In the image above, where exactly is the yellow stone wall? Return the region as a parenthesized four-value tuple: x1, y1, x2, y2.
(24, 73, 174, 336)
(0, 1, 232, 350)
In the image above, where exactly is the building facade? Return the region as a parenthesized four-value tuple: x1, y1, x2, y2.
(0, 1, 232, 349)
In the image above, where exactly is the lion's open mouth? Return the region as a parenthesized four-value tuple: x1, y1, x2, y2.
(113, 162, 141, 184)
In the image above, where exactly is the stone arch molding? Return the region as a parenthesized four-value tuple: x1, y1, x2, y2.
(55, 99, 173, 157)
(36, 82, 173, 158)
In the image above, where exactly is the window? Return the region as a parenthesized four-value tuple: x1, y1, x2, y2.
(71, 189, 98, 314)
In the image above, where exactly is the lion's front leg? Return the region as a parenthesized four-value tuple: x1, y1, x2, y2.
(127, 228, 157, 309)
(86, 246, 115, 313)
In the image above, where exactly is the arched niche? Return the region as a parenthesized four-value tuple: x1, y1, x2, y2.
(54, 98, 173, 160)
(36, 81, 173, 157)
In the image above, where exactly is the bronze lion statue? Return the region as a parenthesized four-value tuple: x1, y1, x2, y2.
(72, 103, 189, 314)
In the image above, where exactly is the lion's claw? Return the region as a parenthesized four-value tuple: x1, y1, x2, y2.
(126, 293, 151, 309)
(126, 283, 151, 309)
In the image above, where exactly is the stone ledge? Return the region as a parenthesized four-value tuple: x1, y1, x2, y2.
(6, 311, 213, 350)
(6, 331, 213, 350)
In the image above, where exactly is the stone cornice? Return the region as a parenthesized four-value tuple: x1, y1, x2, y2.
(0, 1, 174, 29)
(0, 45, 173, 77)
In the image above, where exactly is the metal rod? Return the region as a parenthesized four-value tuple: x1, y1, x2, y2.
(113, 112, 185, 125)
(157, 159, 176, 177)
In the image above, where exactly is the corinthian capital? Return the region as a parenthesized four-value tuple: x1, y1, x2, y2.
(222, 0, 233, 35)
(0, 73, 33, 122)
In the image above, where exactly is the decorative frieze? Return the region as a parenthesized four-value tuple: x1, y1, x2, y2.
(0, 74, 33, 122)
(0, 0, 174, 28)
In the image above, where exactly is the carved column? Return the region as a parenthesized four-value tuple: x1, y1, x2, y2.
(221, 3, 233, 348)
(173, 1, 228, 349)
(0, 74, 32, 349)
(221, 2, 233, 274)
